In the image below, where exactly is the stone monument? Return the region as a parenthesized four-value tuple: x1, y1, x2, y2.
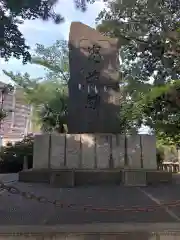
(19, 22, 171, 187)
(68, 22, 121, 133)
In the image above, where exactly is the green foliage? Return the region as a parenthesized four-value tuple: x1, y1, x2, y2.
(97, 0, 180, 145)
(0, 0, 94, 62)
(0, 0, 63, 63)
(32, 40, 69, 83)
(97, 0, 180, 84)
(119, 78, 180, 144)
(37, 86, 68, 132)
(156, 147, 164, 167)
(0, 134, 34, 173)
(137, 81, 180, 144)
(3, 40, 69, 133)
(27, 40, 69, 132)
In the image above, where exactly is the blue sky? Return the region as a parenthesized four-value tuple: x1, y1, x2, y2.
(0, 0, 105, 84)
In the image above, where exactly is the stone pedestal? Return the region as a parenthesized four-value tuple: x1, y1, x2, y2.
(50, 134, 65, 169)
(68, 22, 121, 134)
(141, 135, 157, 169)
(66, 134, 81, 168)
(81, 134, 96, 168)
(19, 133, 172, 187)
(50, 170, 74, 187)
(112, 135, 125, 168)
(126, 135, 141, 168)
(122, 169, 147, 186)
(96, 135, 110, 168)
(33, 134, 50, 169)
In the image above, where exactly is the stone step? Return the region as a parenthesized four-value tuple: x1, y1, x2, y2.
(0, 223, 179, 239)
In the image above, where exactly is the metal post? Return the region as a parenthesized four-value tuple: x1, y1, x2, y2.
(124, 135, 128, 167)
(0, 87, 4, 132)
(23, 156, 28, 170)
(79, 134, 82, 168)
(64, 134, 67, 167)
(176, 144, 180, 173)
(109, 135, 114, 169)
(48, 134, 52, 171)
(140, 135, 143, 169)
(94, 134, 97, 168)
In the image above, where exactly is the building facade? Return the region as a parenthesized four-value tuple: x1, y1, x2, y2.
(0, 82, 33, 145)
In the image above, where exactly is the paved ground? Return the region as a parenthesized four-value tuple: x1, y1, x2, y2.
(1, 174, 180, 238)
(1, 175, 180, 225)
(0, 173, 18, 183)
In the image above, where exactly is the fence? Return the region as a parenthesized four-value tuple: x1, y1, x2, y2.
(159, 162, 180, 173)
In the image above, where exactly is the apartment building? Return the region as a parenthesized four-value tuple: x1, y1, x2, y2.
(0, 81, 33, 145)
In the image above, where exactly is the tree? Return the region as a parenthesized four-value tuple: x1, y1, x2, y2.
(0, 0, 94, 63)
(138, 81, 180, 145)
(97, 0, 180, 84)
(97, 0, 180, 144)
(0, 134, 34, 173)
(38, 87, 68, 133)
(3, 71, 68, 133)
(31, 40, 69, 133)
(3, 40, 69, 133)
(32, 40, 69, 83)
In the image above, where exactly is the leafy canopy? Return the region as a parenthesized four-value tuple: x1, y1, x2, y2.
(3, 40, 68, 133)
(97, 0, 180, 84)
(0, 0, 94, 63)
(97, 0, 180, 144)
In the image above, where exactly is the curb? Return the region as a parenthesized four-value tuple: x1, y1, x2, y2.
(0, 223, 179, 234)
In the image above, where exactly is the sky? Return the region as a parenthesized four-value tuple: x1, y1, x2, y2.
(0, 0, 105, 84)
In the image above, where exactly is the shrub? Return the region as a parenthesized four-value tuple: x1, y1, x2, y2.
(0, 134, 34, 173)
(156, 148, 164, 168)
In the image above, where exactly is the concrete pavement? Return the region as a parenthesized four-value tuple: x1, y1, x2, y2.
(0, 177, 180, 237)
(0, 179, 180, 238)
(0, 181, 179, 225)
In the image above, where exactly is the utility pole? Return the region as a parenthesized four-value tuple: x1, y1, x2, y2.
(0, 86, 5, 135)
(0, 84, 14, 144)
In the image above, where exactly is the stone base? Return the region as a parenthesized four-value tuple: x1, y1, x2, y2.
(19, 169, 172, 187)
(19, 169, 50, 183)
(74, 169, 122, 186)
(50, 170, 74, 187)
(146, 170, 172, 185)
(122, 169, 147, 186)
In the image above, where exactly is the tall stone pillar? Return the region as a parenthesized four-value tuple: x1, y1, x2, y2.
(68, 22, 121, 133)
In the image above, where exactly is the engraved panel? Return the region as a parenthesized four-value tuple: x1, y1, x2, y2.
(96, 134, 109, 169)
(127, 135, 141, 168)
(141, 135, 157, 169)
(33, 134, 50, 169)
(112, 134, 125, 168)
(50, 134, 65, 168)
(81, 134, 95, 169)
(68, 22, 120, 133)
(66, 134, 81, 168)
